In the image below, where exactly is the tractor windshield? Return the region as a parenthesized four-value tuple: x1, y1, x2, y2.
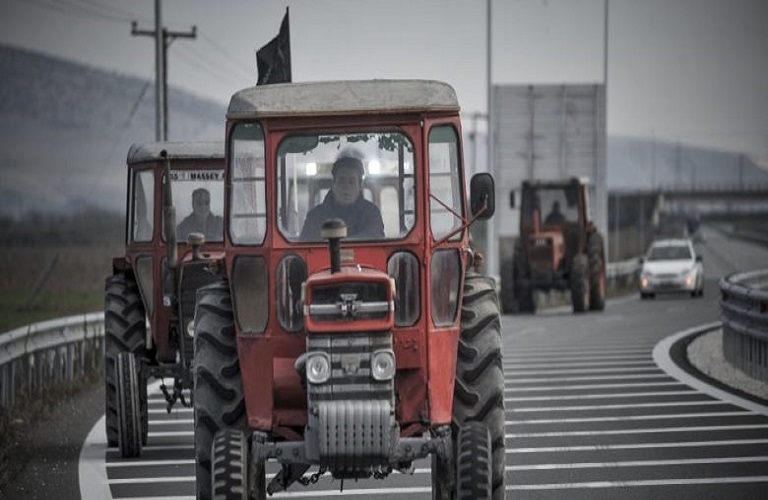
(169, 167, 225, 243)
(276, 131, 416, 242)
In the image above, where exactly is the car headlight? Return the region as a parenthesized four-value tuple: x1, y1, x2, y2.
(306, 352, 331, 384)
(371, 350, 396, 381)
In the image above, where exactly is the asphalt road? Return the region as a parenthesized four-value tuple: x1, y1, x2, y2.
(5, 225, 768, 499)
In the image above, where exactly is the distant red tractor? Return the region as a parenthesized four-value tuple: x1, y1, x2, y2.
(192, 80, 506, 499)
(500, 177, 606, 314)
(104, 142, 224, 457)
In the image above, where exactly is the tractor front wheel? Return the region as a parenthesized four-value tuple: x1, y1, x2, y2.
(211, 429, 261, 500)
(456, 421, 492, 499)
(104, 273, 147, 447)
(194, 281, 247, 500)
(453, 272, 505, 499)
(115, 352, 143, 458)
(570, 254, 590, 313)
(588, 232, 606, 311)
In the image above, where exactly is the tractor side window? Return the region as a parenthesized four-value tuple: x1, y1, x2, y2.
(229, 123, 267, 245)
(276, 131, 415, 242)
(131, 169, 154, 242)
(428, 125, 464, 241)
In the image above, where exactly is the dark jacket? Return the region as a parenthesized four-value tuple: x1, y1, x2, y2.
(176, 213, 223, 242)
(300, 192, 384, 241)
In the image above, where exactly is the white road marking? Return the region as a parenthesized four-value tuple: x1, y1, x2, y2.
(510, 400, 728, 412)
(506, 390, 700, 401)
(508, 476, 768, 490)
(505, 381, 685, 391)
(506, 424, 768, 437)
(510, 455, 768, 470)
(653, 323, 768, 416)
(508, 439, 768, 452)
(507, 411, 755, 424)
(505, 373, 671, 383)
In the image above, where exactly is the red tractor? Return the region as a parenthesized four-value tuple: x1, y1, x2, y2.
(500, 177, 606, 314)
(192, 80, 506, 499)
(104, 142, 225, 457)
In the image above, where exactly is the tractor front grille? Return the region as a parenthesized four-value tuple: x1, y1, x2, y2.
(305, 331, 398, 474)
(178, 262, 218, 360)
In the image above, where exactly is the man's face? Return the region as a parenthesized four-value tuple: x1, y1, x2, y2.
(332, 167, 361, 205)
(192, 193, 211, 217)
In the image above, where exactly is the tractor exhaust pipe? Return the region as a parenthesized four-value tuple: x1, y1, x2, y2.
(321, 219, 347, 274)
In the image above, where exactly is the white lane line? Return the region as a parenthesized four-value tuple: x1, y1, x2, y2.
(508, 476, 768, 490)
(653, 322, 768, 417)
(507, 438, 768, 452)
(506, 390, 701, 401)
(507, 346, 656, 355)
(79, 415, 110, 500)
(107, 444, 194, 452)
(505, 354, 652, 363)
(505, 374, 671, 383)
(505, 366, 660, 375)
(504, 360, 655, 368)
(507, 411, 755, 424)
(511, 455, 768, 470)
(506, 424, 768, 437)
(511, 400, 729, 412)
(107, 459, 195, 467)
(506, 381, 685, 391)
(150, 419, 194, 425)
(109, 476, 193, 485)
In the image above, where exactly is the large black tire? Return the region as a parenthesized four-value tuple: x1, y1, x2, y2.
(587, 232, 606, 311)
(499, 258, 518, 314)
(105, 273, 147, 447)
(194, 281, 247, 500)
(211, 429, 261, 500)
(456, 421, 492, 500)
(453, 272, 505, 500)
(570, 254, 590, 313)
(513, 248, 536, 314)
(116, 352, 143, 458)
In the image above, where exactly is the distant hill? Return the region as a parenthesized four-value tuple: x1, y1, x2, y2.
(1, 45, 766, 218)
(0, 44, 226, 217)
(607, 136, 768, 191)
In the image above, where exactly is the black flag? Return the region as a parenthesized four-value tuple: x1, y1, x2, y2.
(257, 8, 291, 85)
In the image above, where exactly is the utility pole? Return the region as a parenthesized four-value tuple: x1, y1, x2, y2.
(132, 0, 196, 141)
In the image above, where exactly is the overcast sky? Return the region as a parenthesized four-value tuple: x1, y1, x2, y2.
(1, 0, 766, 162)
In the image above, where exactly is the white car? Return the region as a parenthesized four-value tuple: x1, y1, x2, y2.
(639, 238, 704, 299)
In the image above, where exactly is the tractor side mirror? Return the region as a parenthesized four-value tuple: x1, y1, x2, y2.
(470, 173, 495, 220)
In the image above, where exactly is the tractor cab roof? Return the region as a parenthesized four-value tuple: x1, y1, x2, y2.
(127, 141, 224, 165)
(227, 80, 460, 119)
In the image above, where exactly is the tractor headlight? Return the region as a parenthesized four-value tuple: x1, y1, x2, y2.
(371, 349, 396, 381)
(186, 318, 195, 337)
(306, 352, 331, 384)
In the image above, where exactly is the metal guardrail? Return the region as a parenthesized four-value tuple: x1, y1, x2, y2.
(720, 269, 768, 382)
(0, 312, 104, 408)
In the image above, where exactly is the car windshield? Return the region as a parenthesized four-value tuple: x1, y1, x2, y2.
(647, 244, 692, 261)
(276, 131, 416, 242)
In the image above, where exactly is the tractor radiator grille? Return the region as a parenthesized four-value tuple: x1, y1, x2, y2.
(305, 331, 397, 473)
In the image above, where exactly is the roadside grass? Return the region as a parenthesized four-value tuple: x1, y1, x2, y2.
(0, 245, 119, 333)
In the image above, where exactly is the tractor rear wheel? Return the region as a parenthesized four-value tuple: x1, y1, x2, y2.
(513, 248, 536, 313)
(115, 352, 143, 458)
(104, 273, 147, 447)
(499, 258, 518, 314)
(453, 272, 505, 500)
(194, 281, 247, 500)
(456, 421, 492, 499)
(588, 232, 606, 311)
(570, 254, 590, 313)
